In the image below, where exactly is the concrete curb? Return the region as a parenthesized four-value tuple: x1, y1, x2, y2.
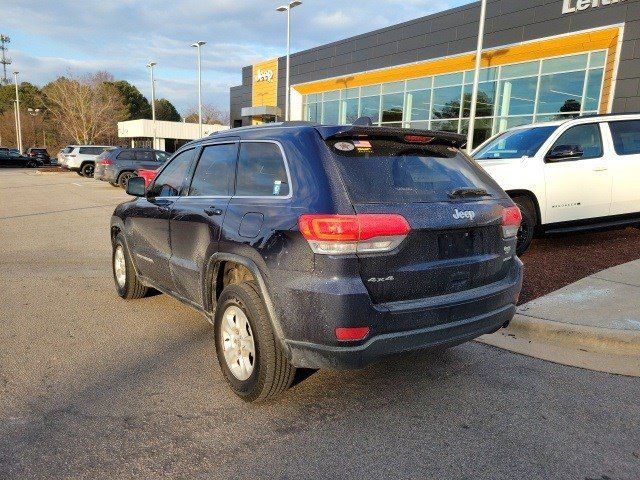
(478, 313, 640, 377)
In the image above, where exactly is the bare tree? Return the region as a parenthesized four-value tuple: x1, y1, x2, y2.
(43, 71, 127, 145)
(184, 103, 229, 126)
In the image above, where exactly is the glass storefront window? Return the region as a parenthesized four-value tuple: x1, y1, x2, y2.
(360, 94, 380, 123)
(432, 85, 462, 119)
(541, 53, 588, 74)
(584, 68, 604, 112)
(496, 77, 537, 116)
(322, 100, 340, 124)
(537, 70, 586, 114)
(462, 81, 496, 117)
(501, 61, 538, 79)
(381, 92, 404, 122)
(301, 49, 607, 146)
(405, 89, 431, 122)
(460, 118, 494, 147)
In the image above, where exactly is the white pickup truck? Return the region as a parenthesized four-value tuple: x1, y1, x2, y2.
(473, 114, 640, 254)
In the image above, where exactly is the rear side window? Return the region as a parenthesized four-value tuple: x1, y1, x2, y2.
(329, 139, 503, 204)
(148, 149, 196, 197)
(63, 147, 75, 154)
(609, 120, 640, 155)
(79, 147, 103, 155)
(116, 150, 136, 160)
(236, 142, 290, 197)
(136, 150, 155, 161)
(189, 143, 238, 196)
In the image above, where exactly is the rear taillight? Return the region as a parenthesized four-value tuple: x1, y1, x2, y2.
(502, 206, 522, 239)
(100, 159, 113, 165)
(298, 214, 410, 255)
(335, 326, 370, 342)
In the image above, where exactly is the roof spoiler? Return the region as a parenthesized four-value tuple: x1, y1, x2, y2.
(317, 125, 467, 149)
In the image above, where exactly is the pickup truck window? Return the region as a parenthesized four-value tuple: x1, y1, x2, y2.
(475, 126, 558, 159)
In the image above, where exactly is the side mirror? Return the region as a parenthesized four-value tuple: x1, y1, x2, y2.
(126, 176, 146, 197)
(546, 144, 583, 162)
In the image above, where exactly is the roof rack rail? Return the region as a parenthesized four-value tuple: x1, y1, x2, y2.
(578, 112, 640, 120)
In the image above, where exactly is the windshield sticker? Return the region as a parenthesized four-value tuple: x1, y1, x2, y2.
(334, 141, 355, 152)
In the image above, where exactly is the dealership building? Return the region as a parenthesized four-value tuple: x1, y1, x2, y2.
(230, 0, 640, 146)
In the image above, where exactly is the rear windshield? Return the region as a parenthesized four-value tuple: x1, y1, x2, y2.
(328, 138, 504, 204)
(62, 146, 74, 154)
(474, 126, 558, 160)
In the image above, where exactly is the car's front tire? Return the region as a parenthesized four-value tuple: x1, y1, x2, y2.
(512, 196, 536, 256)
(112, 233, 148, 299)
(81, 163, 94, 177)
(214, 281, 296, 403)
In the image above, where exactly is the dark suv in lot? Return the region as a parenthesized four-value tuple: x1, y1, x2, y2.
(110, 122, 523, 402)
(26, 147, 51, 165)
(94, 147, 170, 187)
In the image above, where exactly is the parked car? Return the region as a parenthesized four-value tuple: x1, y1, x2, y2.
(59, 145, 114, 177)
(94, 148, 170, 187)
(135, 168, 159, 188)
(0, 149, 42, 168)
(110, 121, 523, 402)
(26, 147, 51, 165)
(473, 113, 640, 255)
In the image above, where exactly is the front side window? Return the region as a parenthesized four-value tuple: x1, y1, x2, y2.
(550, 124, 603, 160)
(609, 120, 640, 156)
(236, 142, 290, 197)
(148, 149, 195, 197)
(189, 143, 238, 196)
(136, 150, 155, 161)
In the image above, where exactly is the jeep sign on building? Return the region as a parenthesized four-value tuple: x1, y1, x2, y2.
(230, 0, 640, 147)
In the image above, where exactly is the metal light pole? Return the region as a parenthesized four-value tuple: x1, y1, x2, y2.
(13, 71, 23, 153)
(466, 0, 487, 153)
(147, 62, 157, 149)
(191, 41, 206, 137)
(277, 1, 302, 121)
(27, 108, 41, 147)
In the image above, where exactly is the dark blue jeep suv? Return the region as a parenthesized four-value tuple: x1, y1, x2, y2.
(110, 122, 523, 402)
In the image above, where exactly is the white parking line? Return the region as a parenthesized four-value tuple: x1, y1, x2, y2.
(72, 182, 83, 187)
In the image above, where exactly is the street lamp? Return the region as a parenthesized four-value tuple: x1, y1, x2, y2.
(13, 71, 23, 153)
(191, 41, 206, 138)
(147, 61, 157, 149)
(276, 0, 302, 121)
(466, 0, 487, 153)
(27, 108, 41, 148)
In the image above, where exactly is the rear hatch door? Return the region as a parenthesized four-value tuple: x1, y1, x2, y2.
(322, 128, 512, 304)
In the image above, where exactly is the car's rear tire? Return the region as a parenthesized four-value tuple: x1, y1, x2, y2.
(512, 196, 536, 256)
(118, 171, 135, 189)
(112, 232, 148, 299)
(81, 163, 94, 177)
(214, 281, 296, 403)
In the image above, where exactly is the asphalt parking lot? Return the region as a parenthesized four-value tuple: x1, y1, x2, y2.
(1, 168, 639, 479)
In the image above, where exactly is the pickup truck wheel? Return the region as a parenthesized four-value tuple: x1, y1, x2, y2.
(112, 233, 148, 299)
(512, 196, 536, 256)
(118, 171, 135, 189)
(81, 163, 94, 177)
(214, 281, 296, 402)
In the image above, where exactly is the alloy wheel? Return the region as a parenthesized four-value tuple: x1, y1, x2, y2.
(220, 305, 256, 381)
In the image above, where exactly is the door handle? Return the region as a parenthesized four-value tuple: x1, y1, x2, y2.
(204, 206, 223, 216)
(593, 167, 608, 172)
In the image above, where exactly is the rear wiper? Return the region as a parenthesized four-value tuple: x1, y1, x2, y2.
(448, 188, 491, 199)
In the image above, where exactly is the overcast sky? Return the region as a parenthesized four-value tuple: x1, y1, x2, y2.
(2, 0, 469, 115)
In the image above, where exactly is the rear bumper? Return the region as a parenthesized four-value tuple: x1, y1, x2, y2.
(277, 257, 523, 369)
(95, 166, 117, 182)
(287, 303, 515, 369)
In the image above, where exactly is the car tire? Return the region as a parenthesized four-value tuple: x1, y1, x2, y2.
(118, 171, 135, 189)
(214, 281, 296, 403)
(112, 232, 148, 300)
(76, 171, 84, 176)
(26, 160, 38, 168)
(512, 196, 536, 256)
(81, 163, 94, 177)
(109, 182, 119, 187)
